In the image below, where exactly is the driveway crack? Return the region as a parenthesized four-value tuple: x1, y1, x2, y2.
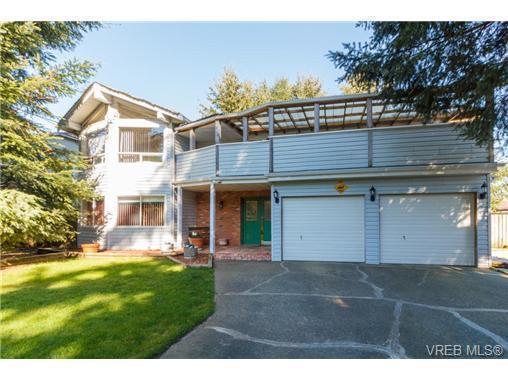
(207, 326, 401, 358)
(241, 262, 290, 294)
(356, 265, 384, 298)
(417, 271, 429, 287)
(449, 311, 508, 351)
(385, 302, 407, 358)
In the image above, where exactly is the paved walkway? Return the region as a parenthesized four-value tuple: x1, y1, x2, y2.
(161, 261, 508, 359)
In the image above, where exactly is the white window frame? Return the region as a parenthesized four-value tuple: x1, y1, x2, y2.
(117, 195, 166, 227)
(118, 127, 164, 163)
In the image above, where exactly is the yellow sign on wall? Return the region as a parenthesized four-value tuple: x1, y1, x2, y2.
(335, 180, 349, 194)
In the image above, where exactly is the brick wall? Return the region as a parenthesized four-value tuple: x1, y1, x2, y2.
(196, 190, 270, 247)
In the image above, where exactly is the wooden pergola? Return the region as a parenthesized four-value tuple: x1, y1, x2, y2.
(176, 93, 455, 140)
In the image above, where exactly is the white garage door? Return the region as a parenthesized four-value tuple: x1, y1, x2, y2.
(380, 194, 475, 265)
(282, 196, 364, 262)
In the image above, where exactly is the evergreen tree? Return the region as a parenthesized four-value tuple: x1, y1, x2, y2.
(200, 68, 325, 116)
(328, 22, 508, 146)
(0, 22, 100, 251)
(271, 77, 294, 101)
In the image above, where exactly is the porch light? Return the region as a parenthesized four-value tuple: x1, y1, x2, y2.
(273, 189, 280, 204)
(218, 200, 224, 209)
(369, 186, 376, 202)
(479, 182, 487, 200)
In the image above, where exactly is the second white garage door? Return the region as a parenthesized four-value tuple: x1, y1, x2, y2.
(380, 194, 475, 266)
(282, 196, 365, 262)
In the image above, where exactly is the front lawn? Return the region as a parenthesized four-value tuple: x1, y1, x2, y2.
(0, 257, 214, 358)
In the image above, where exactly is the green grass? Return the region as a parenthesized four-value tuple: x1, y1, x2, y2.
(0, 257, 214, 358)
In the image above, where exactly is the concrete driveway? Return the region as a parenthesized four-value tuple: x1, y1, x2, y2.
(161, 261, 508, 359)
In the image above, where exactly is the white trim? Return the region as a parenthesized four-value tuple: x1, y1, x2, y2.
(80, 120, 108, 136)
(116, 195, 166, 227)
(268, 163, 500, 182)
(209, 182, 216, 255)
(116, 118, 168, 129)
(176, 187, 183, 247)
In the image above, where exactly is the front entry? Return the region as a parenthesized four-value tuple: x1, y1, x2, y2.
(241, 197, 271, 245)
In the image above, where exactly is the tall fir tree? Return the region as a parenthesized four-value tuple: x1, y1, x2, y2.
(0, 22, 100, 251)
(328, 22, 508, 147)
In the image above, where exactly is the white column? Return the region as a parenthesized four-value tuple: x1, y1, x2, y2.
(189, 128, 196, 150)
(366, 98, 373, 128)
(103, 102, 119, 249)
(268, 107, 274, 136)
(367, 98, 373, 167)
(214, 120, 222, 144)
(313, 103, 320, 132)
(176, 186, 183, 248)
(242, 116, 249, 142)
(209, 182, 216, 255)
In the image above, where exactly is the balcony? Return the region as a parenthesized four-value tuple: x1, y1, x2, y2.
(174, 124, 490, 183)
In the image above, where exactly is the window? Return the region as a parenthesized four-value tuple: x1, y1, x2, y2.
(81, 199, 104, 226)
(245, 200, 258, 221)
(118, 127, 163, 162)
(84, 130, 106, 164)
(117, 196, 164, 226)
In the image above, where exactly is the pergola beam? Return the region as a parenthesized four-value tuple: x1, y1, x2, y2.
(301, 107, 312, 130)
(284, 108, 301, 133)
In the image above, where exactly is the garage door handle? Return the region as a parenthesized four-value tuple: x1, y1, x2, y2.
(402, 235, 406, 240)
(300, 235, 303, 240)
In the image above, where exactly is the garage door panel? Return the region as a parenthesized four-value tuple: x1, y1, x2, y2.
(380, 194, 474, 265)
(282, 196, 365, 262)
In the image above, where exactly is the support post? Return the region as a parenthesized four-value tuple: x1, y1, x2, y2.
(103, 101, 120, 249)
(209, 182, 216, 255)
(189, 128, 196, 150)
(268, 107, 274, 137)
(242, 116, 248, 142)
(215, 120, 222, 144)
(169, 123, 176, 179)
(314, 103, 320, 132)
(176, 186, 183, 248)
(367, 98, 373, 167)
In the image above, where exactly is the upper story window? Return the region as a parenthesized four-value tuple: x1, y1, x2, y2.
(118, 127, 164, 163)
(84, 130, 106, 165)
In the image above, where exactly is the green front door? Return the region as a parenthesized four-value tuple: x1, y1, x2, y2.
(242, 197, 271, 245)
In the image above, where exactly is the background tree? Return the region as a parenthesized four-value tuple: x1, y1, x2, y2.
(340, 76, 377, 95)
(0, 22, 100, 251)
(491, 166, 508, 212)
(328, 22, 508, 147)
(200, 68, 325, 116)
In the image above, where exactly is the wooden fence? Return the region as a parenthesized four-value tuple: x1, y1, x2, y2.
(492, 213, 508, 248)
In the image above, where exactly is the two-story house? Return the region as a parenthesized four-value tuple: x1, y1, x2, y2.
(59, 82, 500, 267)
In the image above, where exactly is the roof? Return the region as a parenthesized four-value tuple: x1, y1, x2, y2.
(52, 130, 79, 141)
(176, 93, 458, 134)
(59, 82, 189, 132)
